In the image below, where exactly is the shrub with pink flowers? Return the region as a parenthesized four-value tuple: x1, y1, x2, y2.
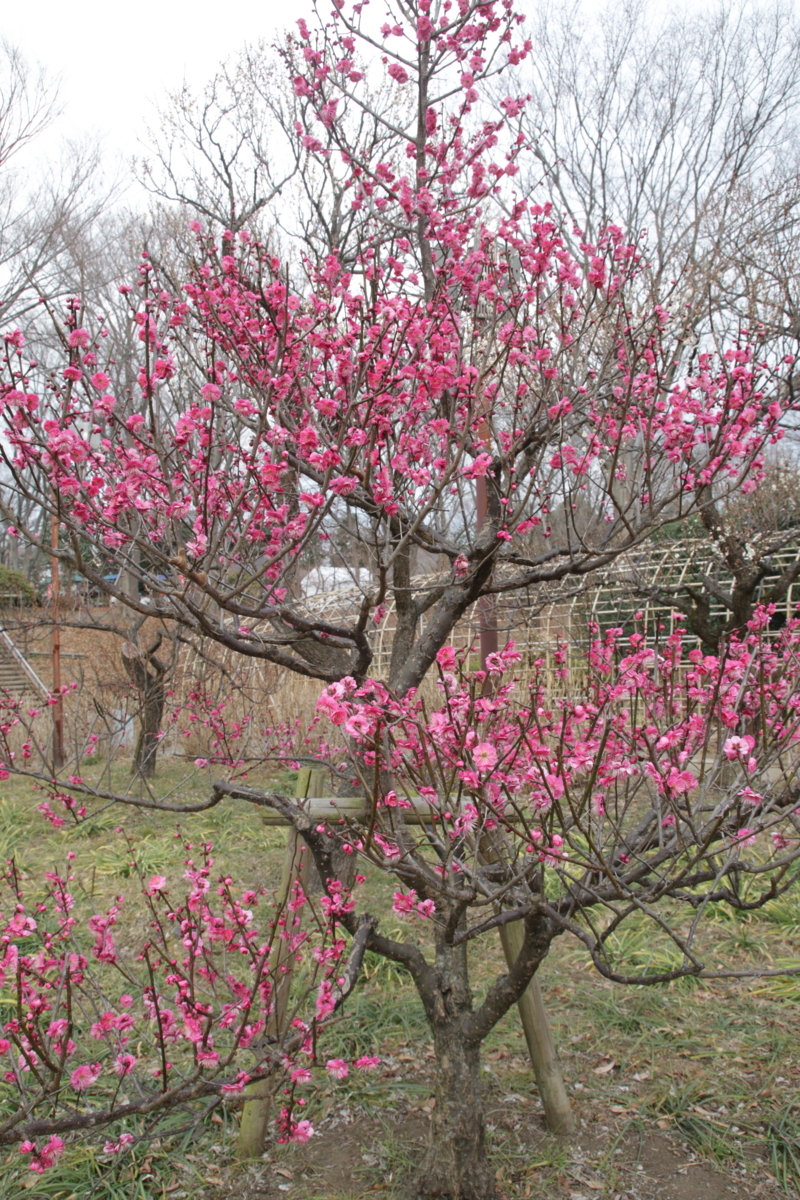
(1, 0, 799, 1192)
(0, 835, 376, 1162)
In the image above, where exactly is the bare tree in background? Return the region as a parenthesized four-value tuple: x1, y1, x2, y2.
(0, 40, 107, 326)
(138, 39, 419, 278)
(510, 0, 800, 626)
(121, 628, 170, 779)
(518, 0, 800, 347)
(137, 62, 299, 248)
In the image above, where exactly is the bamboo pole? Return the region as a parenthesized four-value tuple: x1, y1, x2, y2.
(236, 768, 318, 1159)
(499, 922, 575, 1134)
(475, 470, 574, 1135)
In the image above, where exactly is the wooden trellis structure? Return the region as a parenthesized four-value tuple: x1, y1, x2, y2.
(290, 538, 800, 680)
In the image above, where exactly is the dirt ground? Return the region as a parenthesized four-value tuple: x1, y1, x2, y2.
(195, 1088, 789, 1200)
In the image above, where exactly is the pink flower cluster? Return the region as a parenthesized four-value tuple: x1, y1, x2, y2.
(313, 618, 800, 885)
(0, 834, 363, 1168)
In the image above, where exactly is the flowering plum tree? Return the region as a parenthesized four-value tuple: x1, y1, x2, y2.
(0, 0, 788, 692)
(3, 616, 800, 1196)
(1, 0, 799, 1195)
(282, 617, 800, 1196)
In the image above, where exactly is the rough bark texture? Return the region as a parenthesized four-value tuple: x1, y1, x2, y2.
(420, 1023, 495, 1199)
(388, 539, 419, 691)
(121, 636, 167, 779)
(416, 935, 496, 1199)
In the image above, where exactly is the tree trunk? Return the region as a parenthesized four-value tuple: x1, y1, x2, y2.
(418, 1021, 495, 1200)
(132, 678, 165, 778)
(415, 932, 496, 1200)
(122, 637, 167, 779)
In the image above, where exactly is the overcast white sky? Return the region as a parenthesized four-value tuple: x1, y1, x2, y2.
(4, 0, 291, 183)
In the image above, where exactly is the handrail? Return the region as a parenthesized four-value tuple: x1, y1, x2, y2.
(0, 629, 49, 699)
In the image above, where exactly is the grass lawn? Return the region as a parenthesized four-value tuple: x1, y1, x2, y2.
(0, 760, 798, 1199)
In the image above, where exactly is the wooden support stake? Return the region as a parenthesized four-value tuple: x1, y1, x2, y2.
(476, 470, 573, 1133)
(234, 778, 574, 1148)
(499, 921, 575, 1135)
(237, 767, 319, 1159)
(50, 509, 64, 769)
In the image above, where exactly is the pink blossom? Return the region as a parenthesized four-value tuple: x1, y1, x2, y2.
(723, 734, 756, 761)
(436, 646, 458, 672)
(454, 803, 479, 834)
(392, 889, 418, 916)
(147, 875, 167, 895)
(103, 1133, 134, 1155)
(325, 1058, 349, 1079)
(354, 1055, 381, 1070)
(543, 772, 565, 799)
(20, 1135, 64, 1172)
(70, 1062, 101, 1091)
(290, 1119, 314, 1143)
(473, 743, 497, 771)
(93, 392, 116, 417)
(90, 1011, 118, 1038)
(114, 1053, 137, 1075)
(664, 768, 698, 795)
(316, 980, 336, 1020)
(587, 257, 606, 288)
(463, 452, 493, 479)
(220, 1071, 251, 1093)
